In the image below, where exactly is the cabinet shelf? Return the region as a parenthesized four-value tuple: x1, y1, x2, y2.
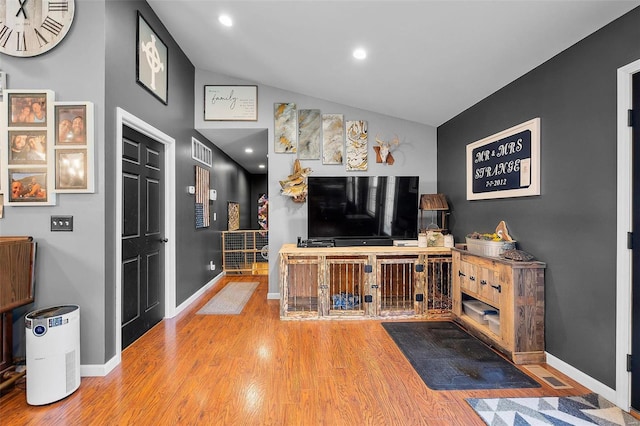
(452, 248, 546, 364)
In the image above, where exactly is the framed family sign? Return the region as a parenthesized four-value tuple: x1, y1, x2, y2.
(466, 118, 540, 200)
(204, 85, 257, 121)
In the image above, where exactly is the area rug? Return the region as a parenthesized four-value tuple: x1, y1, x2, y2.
(196, 281, 258, 315)
(381, 321, 540, 390)
(467, 393, 640, 425)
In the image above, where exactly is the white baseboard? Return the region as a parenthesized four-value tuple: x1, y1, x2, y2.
(267, 292, 280, 300)
(172, 273, 225, 317)
(545, 352, 616, 403)
(81, 353, 120, 377)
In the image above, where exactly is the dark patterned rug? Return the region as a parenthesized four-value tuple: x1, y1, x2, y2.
(467, 393, 640, 425)
(381, 321, 540, 390)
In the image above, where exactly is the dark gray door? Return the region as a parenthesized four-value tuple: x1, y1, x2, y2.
(121, 125, 165, 349)
(631, 71, 640, 411)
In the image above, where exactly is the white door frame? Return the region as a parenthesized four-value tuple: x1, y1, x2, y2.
(616, 58, 640, 411)
(115, 107, 177, 362)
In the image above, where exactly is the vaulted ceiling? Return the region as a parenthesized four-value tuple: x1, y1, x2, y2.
(148, 1, 640, 173)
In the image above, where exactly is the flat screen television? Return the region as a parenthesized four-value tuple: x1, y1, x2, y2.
(307, 176, 419, 246)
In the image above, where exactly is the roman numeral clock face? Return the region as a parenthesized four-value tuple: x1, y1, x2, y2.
(0, 0, 75, 57)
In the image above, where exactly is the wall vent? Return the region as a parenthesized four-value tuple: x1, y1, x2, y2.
(192, 137, 212, 167)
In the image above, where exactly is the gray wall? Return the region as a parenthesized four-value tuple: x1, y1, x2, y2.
(1, 0, 252, 366)
(1, 0, 107, 365)
(104, 1, 252, 360)
(437, 7, 640, 389)
(195, 72, 440, 296)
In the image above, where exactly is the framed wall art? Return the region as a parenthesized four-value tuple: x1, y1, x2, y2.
(55, 149, 88, 191)
(55, 103, 89, 145)
(53, 101, 95, 193)
(345, 120, 368, 171)
(8, 169, 50, 204)
(204, 85, 257, 121)
(136, 11, 168, 105)
(297, 109, 321, 160)
(8, 130, 47, 164)
(274, 103, 297, 153)
(7, 91, 50, 127)
(195, 165, 210, 229)
(466, 117, 540, 200)
(228, 201, 240, 231)
(2, 89, 56, 206)
(322, 113, 344, 164)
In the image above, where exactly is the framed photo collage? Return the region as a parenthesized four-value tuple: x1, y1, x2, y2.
(1, 90, 95, 206)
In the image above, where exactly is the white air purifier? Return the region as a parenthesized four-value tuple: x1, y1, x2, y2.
(25, 305, 80, 405)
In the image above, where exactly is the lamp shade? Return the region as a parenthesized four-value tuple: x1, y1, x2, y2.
(419, 193, 448, 210)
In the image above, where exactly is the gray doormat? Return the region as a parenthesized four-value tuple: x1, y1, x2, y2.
(381, 321, 541, 390)
(197, 281, 258, 315)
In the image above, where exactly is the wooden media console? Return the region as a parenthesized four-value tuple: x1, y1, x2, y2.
(279, 244, 452, 319)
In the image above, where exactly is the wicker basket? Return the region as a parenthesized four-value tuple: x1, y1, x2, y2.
(465, 237, 516, 257)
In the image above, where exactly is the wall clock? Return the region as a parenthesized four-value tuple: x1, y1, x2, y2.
(0, 0, 75, 57)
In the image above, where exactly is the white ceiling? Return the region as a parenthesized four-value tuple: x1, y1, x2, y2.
(148, 0, 640, 174)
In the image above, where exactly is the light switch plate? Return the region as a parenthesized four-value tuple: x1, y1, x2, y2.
(51, 215, 73, 231)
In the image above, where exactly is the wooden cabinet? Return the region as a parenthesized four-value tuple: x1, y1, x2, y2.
(279, 244, 452, 319)
(452, 248, 545, 364)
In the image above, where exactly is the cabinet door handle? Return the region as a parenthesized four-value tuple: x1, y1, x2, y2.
(491, 284, 502, 293)
(480, 280, 487, 285)
(469, 276, 476, 281)
(458, 271, 466, 277)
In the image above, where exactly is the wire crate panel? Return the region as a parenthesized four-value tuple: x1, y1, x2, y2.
(426, 256, 452, 314)
(222, 230, 268, 274)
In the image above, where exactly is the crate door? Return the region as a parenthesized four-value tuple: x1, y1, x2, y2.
(284, 257, 320, 317)
(376, 256, 418, 316)
(325, 257, 368, 317)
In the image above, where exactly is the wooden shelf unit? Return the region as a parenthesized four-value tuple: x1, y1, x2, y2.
(451, 248, 546, 364)
(279, 244, 452, 320)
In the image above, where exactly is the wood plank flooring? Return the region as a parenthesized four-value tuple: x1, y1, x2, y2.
(1, 275, 592, 425)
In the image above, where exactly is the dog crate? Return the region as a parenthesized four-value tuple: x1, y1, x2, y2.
(222, 230, 268, 275)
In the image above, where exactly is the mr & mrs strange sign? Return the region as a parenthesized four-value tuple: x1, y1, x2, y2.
(466, 118, 540, 200)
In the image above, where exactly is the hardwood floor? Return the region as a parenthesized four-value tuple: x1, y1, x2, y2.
(1, 275, 592, 425)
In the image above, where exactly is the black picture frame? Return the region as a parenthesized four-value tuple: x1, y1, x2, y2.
(136, 11, 168, 105)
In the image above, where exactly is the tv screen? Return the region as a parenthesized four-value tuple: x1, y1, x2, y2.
(307, 176, 419, 241)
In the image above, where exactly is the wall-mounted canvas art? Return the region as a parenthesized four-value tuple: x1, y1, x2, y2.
(274, 103, 297, 153)
(297, 109, 321, 160)
(345, 120, 368, 171)
(322, 114, 344, 165)
(195, 165, 210, 228)
(228, 201, 240, 231)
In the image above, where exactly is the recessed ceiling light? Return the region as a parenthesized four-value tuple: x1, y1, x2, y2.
(353, 48, 367, 60)
(219, 14, 233, 27)
(245, 148, 253, 153)
(258, 164, 266, 169)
